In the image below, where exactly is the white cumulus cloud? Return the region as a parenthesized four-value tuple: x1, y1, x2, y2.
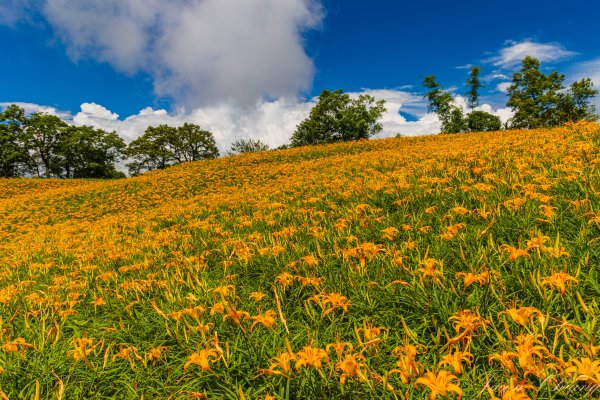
(2, 0, 323, 107)
(451, 96, 513, 126)
(66, 90, 446, 147)
(76, 103, 119, 121)
(38, 0, 323, 108)
(69, 98, 314, 147)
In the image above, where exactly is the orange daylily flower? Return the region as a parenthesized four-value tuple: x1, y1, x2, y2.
(506, 334, 550, 379)
(540, 272, 578, 295)
(308, 292, 350, 316)
(438, 349, 473, 374)
(2, 337, 34, 353)
(326, 342, 354, 359)
(448, 309, 488, 347)
(248, 291, 267, 302)
(184, 348, 221, 372)
(488, 351, 518, 375)
(565, 357, 600, 385)
(261, 351, 296, 377)
(389, 343, 426, 384)
(416, 370, 462, 400)
(381, 227, 399, 240)
(294, 346, 329, 370)
(275, 272, 294, 287)
(250, 310, 277, 331)
(147, 346, 167, 361)
(502, 307, 544, 326)
(499, 245, 530, 261)
(417, 258, 443, 283)
(336, 353, 369, 384)
(210, 284, 236, 297)
(455, 269, 497, 287)
(91, 297, 106, 306)
(112, 345, 142, 362)
(69, 337, 100, 362)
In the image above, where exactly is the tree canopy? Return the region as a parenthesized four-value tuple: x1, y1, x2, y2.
(507, 56, 598, 129)
(424, 58, 597, 134)
(228, 138, 269, 155)
(423, 68, 501, 134)
(466, 66, 484, 110)
(422, 76, 455, 131)
(466, 111, 502, 132)
(60, 126, 126, 179)
(291, 89, 386, 147)
(126, 123, 219, 175)
(0, 105, 125, 178)
(0, 105, 28, 177)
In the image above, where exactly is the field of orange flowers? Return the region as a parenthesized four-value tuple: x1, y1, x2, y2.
(1, 122, 600, 399)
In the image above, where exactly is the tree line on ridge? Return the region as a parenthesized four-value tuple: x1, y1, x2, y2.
(0, 56, 597, 178)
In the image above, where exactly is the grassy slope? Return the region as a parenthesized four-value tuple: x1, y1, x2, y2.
(0, 123, 600, 399)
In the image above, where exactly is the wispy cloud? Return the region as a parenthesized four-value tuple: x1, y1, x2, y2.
(482, 73, 509, 83)
(486, 40, 576, 69)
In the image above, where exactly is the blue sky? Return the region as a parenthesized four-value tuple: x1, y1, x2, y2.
(309, 0, 600, 108)
(1, 0, 599, 146)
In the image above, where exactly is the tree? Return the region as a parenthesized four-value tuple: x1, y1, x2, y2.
(0, 124, 23, 177)
(424, 69, 503, 134)
(290, 89, 386, 147)
(0, 105, 28, 177)
(423, 75, 454, 121)
(1, 104, 126, 178)
(60, 126, 126, 179)
(466, 66, 484, 110)
(506, 57, 566, 129)
(126, 125, 175, 175)
(126, 123, 219, 175)
(168, 123, 220, 163)
(446, 107, 468, 133)
(4, 109, 71, 178)
(466, 111, 501, 132)
(556, 78, 598, 124)
(21, 112, 70, 178)
(228, 138, 269, 155)
(423, 76, 466, 133)
(506, 57, 598, 128)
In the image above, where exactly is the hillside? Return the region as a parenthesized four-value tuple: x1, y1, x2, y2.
(1, 123, 600, 399)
